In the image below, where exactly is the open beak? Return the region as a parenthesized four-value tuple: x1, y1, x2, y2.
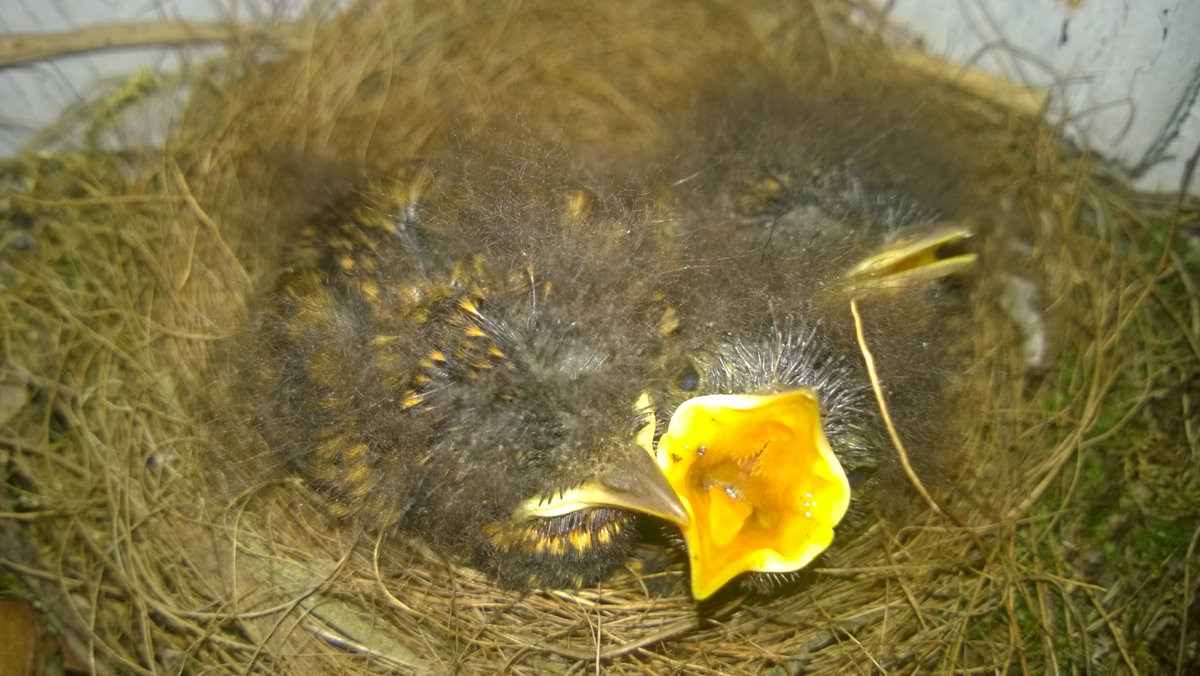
(654, 390, 851, 599)
(843, 223, 976, 297)
(513, 438, 690, 527)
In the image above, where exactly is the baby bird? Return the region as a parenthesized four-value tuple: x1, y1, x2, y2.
(649, 153, 977, 599)
(243, 155, 690, 590)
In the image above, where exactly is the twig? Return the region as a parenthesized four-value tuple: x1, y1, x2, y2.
(169, 159, 252, 287)
(0, 21, 300, 68)
(1178, 522, 1200, 676)
(849, 298, 988, 555)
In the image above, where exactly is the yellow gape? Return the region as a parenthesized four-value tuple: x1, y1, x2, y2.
(655, 391, 851, 599)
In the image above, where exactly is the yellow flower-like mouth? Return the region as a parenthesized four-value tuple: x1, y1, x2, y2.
(655, 390, 851, 599)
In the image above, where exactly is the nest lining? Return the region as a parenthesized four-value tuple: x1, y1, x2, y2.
(1, 0, 1197, 673)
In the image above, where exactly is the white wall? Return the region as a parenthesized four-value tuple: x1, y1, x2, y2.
(880, 0, 1199, 194)
(0, 1, 305, 153)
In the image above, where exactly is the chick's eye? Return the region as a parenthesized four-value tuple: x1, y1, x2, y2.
(846, 465, 875, 489)
(677, 364, 699, 392)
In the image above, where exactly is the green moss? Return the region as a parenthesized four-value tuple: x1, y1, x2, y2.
(1016, 220, 1200, 667)
(0, 567, 27, 595)
(1127, 516, 1195, 570)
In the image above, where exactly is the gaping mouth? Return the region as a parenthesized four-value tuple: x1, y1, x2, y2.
(843, 223, 976, 296)
(653, 390, 851, 599)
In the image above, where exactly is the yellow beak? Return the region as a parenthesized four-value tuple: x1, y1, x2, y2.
(842, 223, 976, 297)
(655, 390, 851, 599)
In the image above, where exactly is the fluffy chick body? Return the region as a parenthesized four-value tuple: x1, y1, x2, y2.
(667, 165, 969, 511)
(648, 105, 977, 594)
(245, 156, 685, 589)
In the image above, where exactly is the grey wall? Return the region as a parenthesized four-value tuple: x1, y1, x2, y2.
(881, 0, 1199, 194)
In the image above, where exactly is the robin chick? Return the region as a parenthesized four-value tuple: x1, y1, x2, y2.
(647, 121, 978, 599)
(243, 153, 689, 590)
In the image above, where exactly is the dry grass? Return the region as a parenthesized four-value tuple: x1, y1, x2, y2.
(1, 0, 1197, 673)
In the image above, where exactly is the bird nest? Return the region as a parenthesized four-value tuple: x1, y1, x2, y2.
(2, 1, 1198, 673)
